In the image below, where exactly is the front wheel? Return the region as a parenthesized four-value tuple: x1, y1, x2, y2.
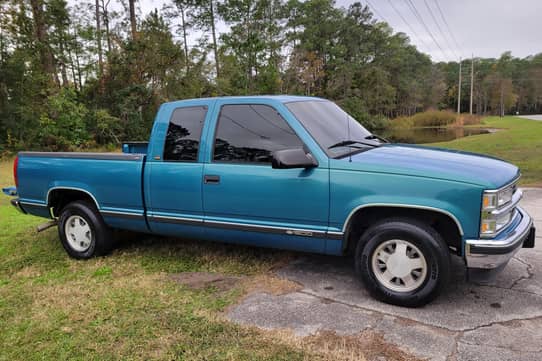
(355, 218, 451, 307)
(58, 201, 114, 259)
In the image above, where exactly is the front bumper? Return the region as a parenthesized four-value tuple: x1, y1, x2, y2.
(465, 207, 535, 269)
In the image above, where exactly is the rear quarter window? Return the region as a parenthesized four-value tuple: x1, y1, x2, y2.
(163, 106, 207, 162)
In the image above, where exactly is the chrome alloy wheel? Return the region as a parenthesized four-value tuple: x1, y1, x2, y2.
(64, 215, 92, 252)
(371, 239, 428, 293)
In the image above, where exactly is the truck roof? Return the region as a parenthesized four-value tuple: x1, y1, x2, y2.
(162, 95, 326, 107)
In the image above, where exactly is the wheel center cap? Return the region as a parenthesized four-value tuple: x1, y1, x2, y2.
(387, 254, 411, 278)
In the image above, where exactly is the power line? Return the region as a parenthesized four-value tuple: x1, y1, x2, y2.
(432, 0, 462, 58)
(404, 0, 449, 62)
(365, 0, 391, 25)
(385, 0, 431, 53)
(422, 0, 458, 60)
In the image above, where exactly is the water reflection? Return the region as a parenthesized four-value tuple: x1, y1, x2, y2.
(379, 127, 494, 144)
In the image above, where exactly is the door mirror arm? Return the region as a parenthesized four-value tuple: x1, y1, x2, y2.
(271, 148, 318, 169)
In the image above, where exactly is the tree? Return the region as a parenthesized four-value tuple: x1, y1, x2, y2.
(128, 0, 137, 39)
(191, 0, 221, 79)
(30, 0, 58, 84)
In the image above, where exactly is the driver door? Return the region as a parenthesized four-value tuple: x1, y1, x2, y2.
(202, 101, 329, 252)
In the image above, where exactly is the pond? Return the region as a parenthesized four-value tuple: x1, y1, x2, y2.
(377, 127, 494, 144)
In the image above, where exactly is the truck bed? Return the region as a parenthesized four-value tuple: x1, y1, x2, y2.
(16, 151, 148, 232)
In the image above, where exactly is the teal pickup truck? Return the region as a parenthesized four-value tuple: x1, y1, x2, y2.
(3, 96, 535, 307)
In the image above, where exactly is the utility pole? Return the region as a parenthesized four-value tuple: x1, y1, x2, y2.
(457, 58, 462, 114)
(469, 54, 474, 114)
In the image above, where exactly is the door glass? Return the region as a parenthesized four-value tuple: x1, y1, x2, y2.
(213, 104, 304, 164)
(163, 106, 207, 161)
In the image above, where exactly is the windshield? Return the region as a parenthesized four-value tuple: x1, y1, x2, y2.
(285, 100, 374, 158)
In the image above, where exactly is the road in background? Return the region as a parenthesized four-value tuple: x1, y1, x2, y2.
(518, 114, 542, 121)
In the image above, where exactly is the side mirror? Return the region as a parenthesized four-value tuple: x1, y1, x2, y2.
(271, 148, 318, 169)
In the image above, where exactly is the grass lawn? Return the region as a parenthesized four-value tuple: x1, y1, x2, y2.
(429, 116, 542, 185)
(0, 160, 316, 360)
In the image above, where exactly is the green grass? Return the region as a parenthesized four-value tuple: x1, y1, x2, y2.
(0, 160, 312, 360)
(429, 116, 542, 185)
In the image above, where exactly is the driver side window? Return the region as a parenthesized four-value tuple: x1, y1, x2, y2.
(212, 104, 304, 164)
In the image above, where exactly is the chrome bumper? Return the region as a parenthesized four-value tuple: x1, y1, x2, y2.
(465, 207, 534, 269)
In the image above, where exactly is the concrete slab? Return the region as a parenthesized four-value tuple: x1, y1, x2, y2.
(228, 291, 380, 337)
(455, 342, 540, 361)
(228, 189, 542, 360)
(275, 256, 542, 331)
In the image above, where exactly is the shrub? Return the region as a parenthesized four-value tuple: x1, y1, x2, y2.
(391, 110, 458, 128)
(458, 114, 482, 126)
(339, 97, 390, 131)
(37, 88, 90, 151)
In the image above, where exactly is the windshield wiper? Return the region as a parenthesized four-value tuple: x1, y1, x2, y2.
(327, 139, 381, 150)
(364, 134, 389, 143)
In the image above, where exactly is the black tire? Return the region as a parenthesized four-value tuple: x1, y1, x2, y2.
(355, 218, 451, 307)
(58, 201, 114, 259)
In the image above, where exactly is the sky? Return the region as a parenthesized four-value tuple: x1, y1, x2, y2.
(134, 0, 542, 63)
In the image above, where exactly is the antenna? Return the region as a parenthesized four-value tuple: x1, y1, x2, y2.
(347, 110, 352, 162)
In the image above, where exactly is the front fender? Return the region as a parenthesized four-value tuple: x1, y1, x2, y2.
(329, 170, 484, 240)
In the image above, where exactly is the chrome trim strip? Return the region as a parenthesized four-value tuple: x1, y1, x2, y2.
(483, 175, 520, 194)
(148, 214, 337, 238)
(204, 219, 327, 237)
(19, 201, 48, 208)
(325, 231, 344, 240)
(148, 214, 204, 225)
(340, 203, 464, 235)
(100, 210, 145, 220)
(46, 187, 100, 209)
(20, 151, 142, 161)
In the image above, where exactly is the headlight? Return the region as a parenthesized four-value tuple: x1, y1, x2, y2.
(480, 210, 515, 235)
(480, 181, 519, 238)
(482, 186, 514, 211)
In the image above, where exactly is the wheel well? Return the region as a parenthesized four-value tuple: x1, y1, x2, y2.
(344, 206, 462, 256)
(48, 189, 98, 217)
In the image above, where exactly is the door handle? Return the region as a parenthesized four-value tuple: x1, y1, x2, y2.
(204, 175, 220, 184)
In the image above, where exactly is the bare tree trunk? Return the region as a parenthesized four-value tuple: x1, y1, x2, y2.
(95, 0, 104, 91)
(101, 0, 112, 55)
(30, 0, 58, 85)
(70, 26, 83, 91)
(59, 39, 69, 86)
(66, 38, 78, 91)
(180, 6, 189, 73)
(209, 0, 220, 78)
(500, 84, 504, 117)
(129, 0, 137, 40)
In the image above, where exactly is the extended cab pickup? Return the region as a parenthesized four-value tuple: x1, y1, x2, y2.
(3, 96, 536, 307)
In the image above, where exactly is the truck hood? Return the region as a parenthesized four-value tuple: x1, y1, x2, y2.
(340, 144, 519, 188)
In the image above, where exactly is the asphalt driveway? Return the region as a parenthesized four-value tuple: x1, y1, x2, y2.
(518, 114, 542, 121)
(228, 188, 542, 361)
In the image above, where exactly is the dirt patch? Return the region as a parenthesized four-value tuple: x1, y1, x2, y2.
(14, 266, 42, 279)
(302, 330, 421, 361)
(169, 272, 244, 292)
(241, 274, 302, 296)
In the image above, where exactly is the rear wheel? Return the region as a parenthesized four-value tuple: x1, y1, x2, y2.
(58, 201, 113, 259)
(355, 218, 450, 307)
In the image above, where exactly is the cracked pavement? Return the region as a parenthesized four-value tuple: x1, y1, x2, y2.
(228, 188, 542, 361)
